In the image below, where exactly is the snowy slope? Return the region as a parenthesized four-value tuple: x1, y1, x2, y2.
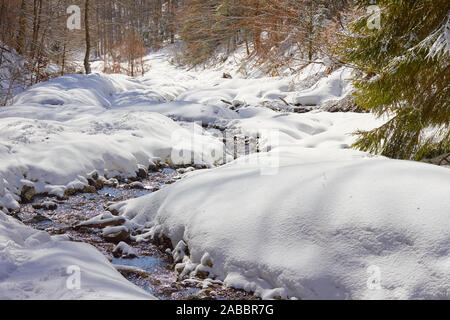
(114, 157, 450, 300)
(0, 210, 153, 299)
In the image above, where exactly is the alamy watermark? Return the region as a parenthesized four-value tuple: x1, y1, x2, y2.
(67, 5, 81, 30)
(367, 4, 381, 30)
(170, 122, 280, 176)
(66, 265, 81, 290)
(366, 265, 382, 290)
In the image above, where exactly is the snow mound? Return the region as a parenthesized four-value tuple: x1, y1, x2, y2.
(176, 77, 293, 108)
(290, 67, 354, 106)
(0, 210, 153, 299)
(12, 73, 177, 108)
(114, 158, 450, 300)
(227, 109, 385, 155)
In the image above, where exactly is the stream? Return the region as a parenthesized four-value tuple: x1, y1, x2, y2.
(18, 132, 260, 300)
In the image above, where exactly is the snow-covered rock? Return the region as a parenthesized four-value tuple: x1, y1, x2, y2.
(113, 242, 138, 259)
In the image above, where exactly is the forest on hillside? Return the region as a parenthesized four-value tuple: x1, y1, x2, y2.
(0, 0, 354, 78)
(1, 0, 449, 160)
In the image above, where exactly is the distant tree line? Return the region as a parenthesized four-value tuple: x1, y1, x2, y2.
(0, 0, 448, 160)
(177, 0, 352, 68)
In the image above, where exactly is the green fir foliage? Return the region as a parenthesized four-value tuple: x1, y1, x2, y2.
(343, 0, 449, 160)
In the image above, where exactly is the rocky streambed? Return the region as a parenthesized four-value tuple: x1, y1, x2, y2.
(18, 166, 258, 300)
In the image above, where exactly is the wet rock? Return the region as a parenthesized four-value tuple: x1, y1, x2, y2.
(175, 263, 185, 274)
(32, 201, 58, 211)
(160, 162, 170, 169)
(106, 206, 120, 216)
(177, 167, 195, 175)
(113, 241, 138, 258)
(161, 286, 178, 298)
(102, 226, 130, 243)
(188, 289, 214, 300)
(47, 227, 69, 235)
(63, 188, 77, 199)
(75, 216, 126, 230)
(103, 178, 119, 187)
(154, 234, 173, 250)
(88, 171, 99, 180)
(136, 165, 148, 179)
(195, 269, 211, 279)
(152, 279, 162, 286)
(81, 185, 98, 194)
(126, 182, 145, 190)
(87, 177, 104, 190)
(232, 99, 245, 108)
(24, 213, 52, 224)
(173, 240, 189, 263)
(21, 185, 35, 203)
(109, 209, 120, 216)
(114, 264, 149, 277)
(148, 160, 160, 171)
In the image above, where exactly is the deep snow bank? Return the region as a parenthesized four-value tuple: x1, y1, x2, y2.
(175, 64, 353, 110)
(0, 210, 153, 299)
(114, 158, 450, 300)
(229, 109, 385, 152)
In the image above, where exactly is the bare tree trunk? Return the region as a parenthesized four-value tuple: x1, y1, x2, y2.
(169, 0, 176, 44)
(84, 0, 91, 74)
(31, 0, 43, 58)
(61, 44, 66, 76)
(16, 0, 27, 54)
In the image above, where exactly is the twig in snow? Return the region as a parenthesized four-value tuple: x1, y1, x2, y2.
(221, 99, 233, 105)
(279, 97, 291, 106)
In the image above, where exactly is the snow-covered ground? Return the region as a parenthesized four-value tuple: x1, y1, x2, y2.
(0, 212, 154, 299)
(1, 50, 449, 300)
(114, 157, 450, 300)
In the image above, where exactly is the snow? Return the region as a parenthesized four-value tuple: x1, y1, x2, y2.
(0, 49, 359, 213)
(228, 109, 384, 151)
(0, 211, 153, 299)
(1, 47, 448, 300)
(113, 242, 138, 258)
(0, 75, 228, 210)
(292, 67, 354, 106)
(420, 13, 450, 58)
(0, 45, 28, 105)
(114, 157, 450, 300)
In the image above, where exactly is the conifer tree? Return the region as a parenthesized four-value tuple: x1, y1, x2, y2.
(343, 0, 450, 160)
